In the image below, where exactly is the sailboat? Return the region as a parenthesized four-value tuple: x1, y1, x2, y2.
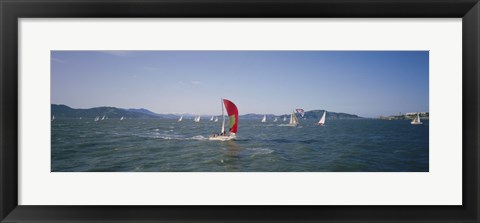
(178, 115, 183, 122)
(210, 116, 214, 121)
(318, 111, 326, 126)
(120, 116, 124, 121)
(209, 98, 239, 141)
(194, 116, 201, 122)
(286, 111, 299, 127)
(51, 115, 55, 121)
(101, 115, 105, 121)
(261, 115, 267, 123)
(273, 117, 278, 122)
(411, 113, 423, 125)
(283, 116, 287, 121)
(94, 117, 99, 122)
(214, 117, 218, 122)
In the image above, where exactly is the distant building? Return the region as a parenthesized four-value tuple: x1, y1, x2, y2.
(405, 112, 429, 116)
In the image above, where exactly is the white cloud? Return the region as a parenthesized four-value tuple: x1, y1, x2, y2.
(190, 81, 201, 85)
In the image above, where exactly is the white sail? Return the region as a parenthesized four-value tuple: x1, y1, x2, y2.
(51, 115, 55, 121)
(289, 111, 299, 126)
(210, 116, 214, 121)
(283, 116, 287, 121)
(194, 116, 201, 122)
(318, 111, 326, 125)
(261, 115, 267, 123)
(411, 112, 423, 125)
(94, 117, 99, 122)
(178, 115, 183, 122)
(120, 116, 124, 121)
(221, 99, 225, 134)
(214, 117, 218, 122)
(101, 115, 105, 120)
(274, 117, 278, 122)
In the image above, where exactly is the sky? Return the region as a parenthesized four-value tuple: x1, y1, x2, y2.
(51, 51, 429, 118)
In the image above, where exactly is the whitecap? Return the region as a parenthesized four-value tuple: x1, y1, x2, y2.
(246, 147, 274, 157)
(189, 135, 207, 141)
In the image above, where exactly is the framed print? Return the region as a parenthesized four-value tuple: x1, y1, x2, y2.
(1, 0, 479, 222)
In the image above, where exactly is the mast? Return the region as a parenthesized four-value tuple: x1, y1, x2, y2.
(221, 98, 225, 133)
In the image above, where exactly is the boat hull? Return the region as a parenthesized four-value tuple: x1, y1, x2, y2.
(411, 122, 423, 125)
(208, 135, 236, 141)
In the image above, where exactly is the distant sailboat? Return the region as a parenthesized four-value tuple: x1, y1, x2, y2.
(194, 116, 201, 123)
(411, 113, 423, 125)
(120, 116, 124, 121)
(51, 115, 55, 121)
(101, 115, 105, 120)
(273, 117, 278, 122)
(94, 117, 99, 122)
(261, 115, 267, 123)
(283, 116, 287, 121)
(287, 111, 299, 127)
(209, 98, 239, 141)
(178, 115, 183, 122)
(214, 117, 218, 122)
(318, 111, 326, 126)
(210, 116, 214, 121)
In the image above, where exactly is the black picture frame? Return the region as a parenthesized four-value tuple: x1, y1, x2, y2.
(1, 0, 479, 222)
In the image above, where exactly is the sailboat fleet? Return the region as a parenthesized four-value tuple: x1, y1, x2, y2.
(53, 100, 424, 143)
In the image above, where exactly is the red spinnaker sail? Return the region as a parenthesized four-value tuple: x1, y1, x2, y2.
(223, 99, 238, 134)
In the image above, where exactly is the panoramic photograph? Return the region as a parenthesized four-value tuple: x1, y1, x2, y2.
(51, 50, 429, 172)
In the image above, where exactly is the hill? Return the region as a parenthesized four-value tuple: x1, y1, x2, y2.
(52, 105, 362, 120)
(51, 104, 159, 119)
(239, 110, 362, 120)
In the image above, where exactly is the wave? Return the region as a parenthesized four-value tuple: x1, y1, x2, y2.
(246, 147, 274, 157)
(189, 135, 208, 141)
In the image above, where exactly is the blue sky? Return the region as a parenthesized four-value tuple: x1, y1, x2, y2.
(51, 51, 429, 118)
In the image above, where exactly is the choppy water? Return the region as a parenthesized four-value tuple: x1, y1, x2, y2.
(51, 118, 428, 172)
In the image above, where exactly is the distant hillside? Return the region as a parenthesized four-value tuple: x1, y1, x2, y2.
(126, 108, 160, 117)
(51, 104, 159, 119)
(52, 105, 362, 120)
(239, 110, 362, 120)
(303, 110, 361, 119)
